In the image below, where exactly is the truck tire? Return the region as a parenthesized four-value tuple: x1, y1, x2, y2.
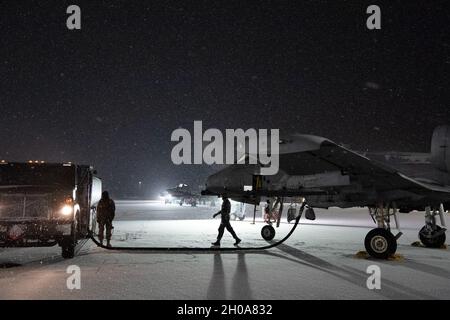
(62, 243, 75, 259)
(61, 218, 78, 259)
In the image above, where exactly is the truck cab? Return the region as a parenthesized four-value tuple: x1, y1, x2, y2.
(0, 161, 102, 258)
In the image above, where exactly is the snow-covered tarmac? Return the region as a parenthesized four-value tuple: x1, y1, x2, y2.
(0, 201, 449, 299)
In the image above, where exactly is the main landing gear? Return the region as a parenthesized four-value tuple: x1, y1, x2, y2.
(260, 197, 283, 241)
(365, 204, 402, 259)
(365, 203, 448, 258)
(419, 204, 447, 248)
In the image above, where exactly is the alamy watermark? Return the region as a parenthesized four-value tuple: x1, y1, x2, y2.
(171, 121, 280, 175)
(366, 265, 381, 290)
(366, 5, 381, 30)
(65, 5, 379, 31)
(66, 5, 81, 30)
(66, 265, 81, 290)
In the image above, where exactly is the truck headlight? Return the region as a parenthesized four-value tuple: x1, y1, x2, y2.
(60, 204, 73, 216)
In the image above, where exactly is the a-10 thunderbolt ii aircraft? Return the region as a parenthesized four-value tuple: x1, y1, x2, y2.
(160, 183, 199, 206)
(202, 125, 450, 259)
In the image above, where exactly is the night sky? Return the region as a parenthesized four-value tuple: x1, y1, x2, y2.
(0, 1, 449, 198)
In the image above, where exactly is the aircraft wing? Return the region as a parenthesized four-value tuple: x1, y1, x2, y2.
(279, 137, 450, 197)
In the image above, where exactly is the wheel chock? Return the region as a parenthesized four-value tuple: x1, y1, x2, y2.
(354, 251, 369, 259)
(411, 241, 423, 247)
(387, 253, 404, 261)
(354, 250, 403, 261)
(411, 241, 447, 249)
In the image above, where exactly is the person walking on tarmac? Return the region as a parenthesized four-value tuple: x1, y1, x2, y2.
(97, 191, 116, 247)
(211, 195, 241, 246)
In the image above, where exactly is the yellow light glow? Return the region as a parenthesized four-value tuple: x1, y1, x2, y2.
(60, 205, 73, 216)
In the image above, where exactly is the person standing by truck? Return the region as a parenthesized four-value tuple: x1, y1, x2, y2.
(97, 191, 115, 247)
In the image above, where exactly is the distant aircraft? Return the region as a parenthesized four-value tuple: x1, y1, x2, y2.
(160, 184, 199, 206)
(161, 183, 222, 208)
(202, 125, 450, 259)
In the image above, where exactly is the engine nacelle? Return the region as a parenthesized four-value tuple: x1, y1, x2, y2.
(431, 125, 450, 172)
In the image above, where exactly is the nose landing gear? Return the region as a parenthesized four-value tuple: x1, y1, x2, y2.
(261, 225, 276, 241)
(261, 197, 284, 241)
(260, 199, 307, 242)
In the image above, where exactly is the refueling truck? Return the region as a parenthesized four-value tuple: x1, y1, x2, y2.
(0, 161, 101, 258)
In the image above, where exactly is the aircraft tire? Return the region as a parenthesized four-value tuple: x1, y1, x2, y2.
(419, 225, 446, 248)
(261, 225, 276, 241)
(364, 228, 397, 259)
